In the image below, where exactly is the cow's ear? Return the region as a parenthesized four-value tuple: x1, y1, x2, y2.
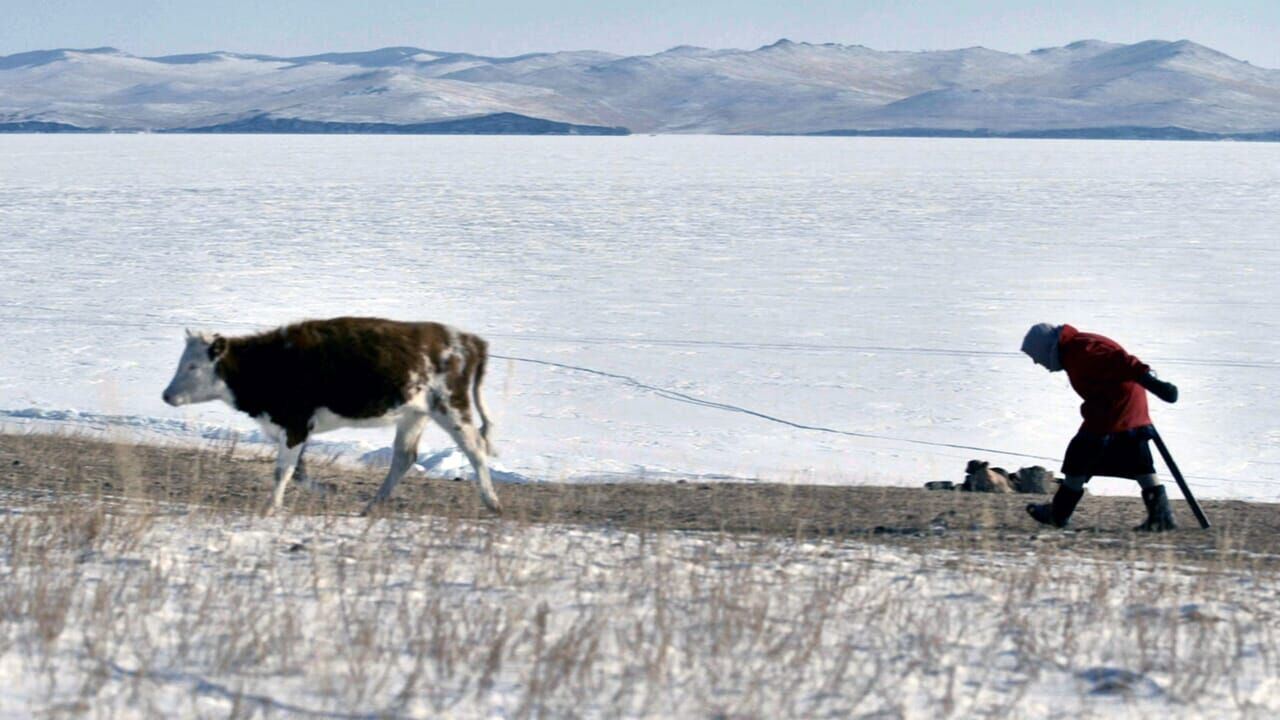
(208, 335, 228, 361)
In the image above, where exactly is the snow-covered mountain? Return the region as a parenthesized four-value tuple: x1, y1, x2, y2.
(2, 39, 1279, 136)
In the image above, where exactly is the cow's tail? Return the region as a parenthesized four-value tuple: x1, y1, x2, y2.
(471, 338, 495, 457)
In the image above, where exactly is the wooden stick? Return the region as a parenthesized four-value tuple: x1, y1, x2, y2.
(1150, 426, 1211, 530)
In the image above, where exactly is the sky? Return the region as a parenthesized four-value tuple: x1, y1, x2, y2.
(3, 0, 1278, 68)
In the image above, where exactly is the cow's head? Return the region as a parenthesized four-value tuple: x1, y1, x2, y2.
(163, 330, 230, 406)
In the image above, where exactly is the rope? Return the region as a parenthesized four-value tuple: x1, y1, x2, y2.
(0, 305, 1272, 490)
(493, 353, 1272, 489)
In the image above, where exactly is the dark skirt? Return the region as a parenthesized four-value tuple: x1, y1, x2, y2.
(1062, 425, 1157, 479)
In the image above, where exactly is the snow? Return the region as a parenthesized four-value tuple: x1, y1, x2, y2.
(2, 39, 1279, 134)
(0, 134, 1278, 500)
(1, 495, 1276, 717)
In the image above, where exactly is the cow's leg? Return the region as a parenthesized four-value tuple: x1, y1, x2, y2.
(362, 413, 428, 516)
(432, 406, 501, 513)
(266, 440, 304, 514)
(293, 446, 332, 494)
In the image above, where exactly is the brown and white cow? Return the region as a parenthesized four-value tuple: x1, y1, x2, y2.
(961, 460, 1015, 494)
(162, 317, 500, 514)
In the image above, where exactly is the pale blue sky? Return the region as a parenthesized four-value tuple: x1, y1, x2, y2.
(4, 1, 1278, 68)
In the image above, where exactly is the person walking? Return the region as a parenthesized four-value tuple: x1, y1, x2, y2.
(1021, 323, 1180, 531)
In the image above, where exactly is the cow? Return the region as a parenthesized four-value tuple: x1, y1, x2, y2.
(961, 460, 1015, 493)
(1011, 465, 1058, 495)
(162, 317, 501, 515)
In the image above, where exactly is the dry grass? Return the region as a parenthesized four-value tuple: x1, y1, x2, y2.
(1, 432, 1278, 718)
(2, 432, 1277, 567)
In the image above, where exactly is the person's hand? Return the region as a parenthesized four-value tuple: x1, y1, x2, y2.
(1140, 372, 1178, 403)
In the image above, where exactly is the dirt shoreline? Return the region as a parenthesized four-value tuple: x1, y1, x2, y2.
(2, 432, 1276, 567)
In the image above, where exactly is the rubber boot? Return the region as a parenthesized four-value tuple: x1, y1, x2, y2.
(1134, 485, 1177, 532)
(1027, 485, 1084, 528)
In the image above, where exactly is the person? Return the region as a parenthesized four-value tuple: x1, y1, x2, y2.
(1021, 323, 1180, 531)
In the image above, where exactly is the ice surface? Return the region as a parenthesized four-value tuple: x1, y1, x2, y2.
(0, 135, 1277, 499)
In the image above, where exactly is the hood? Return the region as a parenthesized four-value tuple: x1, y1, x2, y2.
(1021, 323, 1063, 372)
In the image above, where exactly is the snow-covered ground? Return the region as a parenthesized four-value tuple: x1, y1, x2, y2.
(1, 135, 1277, 499)
(1, 493, 1277, 718)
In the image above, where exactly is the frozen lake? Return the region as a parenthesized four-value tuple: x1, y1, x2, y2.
(1, 135, 1277, 499)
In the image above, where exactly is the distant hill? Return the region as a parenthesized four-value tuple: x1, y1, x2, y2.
(2, 39, 1279, 137)
(170, 112, 628, 135)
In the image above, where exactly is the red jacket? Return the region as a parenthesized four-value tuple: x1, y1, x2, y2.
(1059, 325, 1152, 433)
